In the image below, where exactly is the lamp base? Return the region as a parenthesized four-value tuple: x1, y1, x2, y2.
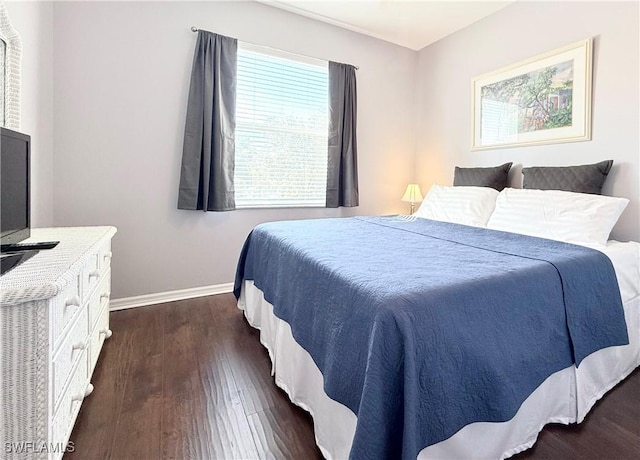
(410, 202, 415, 215)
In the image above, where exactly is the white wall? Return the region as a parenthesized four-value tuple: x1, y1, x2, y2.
(5, 0, 54, 227)
(415, 1, 639, 241)
(52, 1, 417, 299)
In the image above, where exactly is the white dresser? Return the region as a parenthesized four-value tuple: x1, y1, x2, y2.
(0, 227, 116, 459)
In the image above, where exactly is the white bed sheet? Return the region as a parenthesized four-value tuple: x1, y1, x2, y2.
(237, 240, 640, 459)
(601, 240, 640, 304)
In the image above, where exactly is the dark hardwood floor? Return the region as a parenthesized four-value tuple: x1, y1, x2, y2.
(67, 294, 639, 459)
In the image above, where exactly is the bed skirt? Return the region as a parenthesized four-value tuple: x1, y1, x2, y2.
(238, 280, 639, 459)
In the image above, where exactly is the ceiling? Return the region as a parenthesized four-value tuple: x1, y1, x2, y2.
(259, 0, 514, 51)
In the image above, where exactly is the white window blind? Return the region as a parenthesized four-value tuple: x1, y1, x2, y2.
(235, 43, 329, 208)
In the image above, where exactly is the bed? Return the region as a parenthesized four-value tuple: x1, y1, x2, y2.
(233, 188, 640, 459)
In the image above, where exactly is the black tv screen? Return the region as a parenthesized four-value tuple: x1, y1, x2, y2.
(1, 128, 31, 247)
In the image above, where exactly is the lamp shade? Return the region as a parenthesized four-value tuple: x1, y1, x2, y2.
(401, 184, 423, 203)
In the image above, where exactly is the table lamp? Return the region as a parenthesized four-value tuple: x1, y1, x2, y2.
(401, 184, 423, 214)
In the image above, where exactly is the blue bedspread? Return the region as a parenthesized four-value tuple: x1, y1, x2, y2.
(233, 216, 628, 459)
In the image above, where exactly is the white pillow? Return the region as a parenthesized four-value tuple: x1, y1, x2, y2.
(486, 188, 629, 247)
(414, 184, 499, 227)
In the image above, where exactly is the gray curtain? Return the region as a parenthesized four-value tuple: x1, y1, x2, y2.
(326, 62, 359, 208)
(178, 31, 237, 211)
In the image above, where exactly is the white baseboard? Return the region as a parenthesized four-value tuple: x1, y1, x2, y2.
(109, 283, 234, 311)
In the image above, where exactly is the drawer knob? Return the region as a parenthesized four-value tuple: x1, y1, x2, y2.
(100, 292, 111, 302)
(84, 383, 94, 397)
(99, 328, 113, 339)
(103, 251, 113, 260)
(88, 269, 100, 279)
(71, 392, 85, 403)
(72, 341, 87, 351)
(64, 296, 81, 310)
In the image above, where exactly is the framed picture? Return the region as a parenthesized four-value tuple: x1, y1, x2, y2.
(471, 38, 593, 151)
(0, 3, 21, 130)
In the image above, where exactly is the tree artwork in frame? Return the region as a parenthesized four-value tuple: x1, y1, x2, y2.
(471, 38, 593, 151)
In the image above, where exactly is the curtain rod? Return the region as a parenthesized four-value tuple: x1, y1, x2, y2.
(190, 26, 359, 70)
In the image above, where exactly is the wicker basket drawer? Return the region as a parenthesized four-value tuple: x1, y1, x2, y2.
(88, 270, 110, 333)
(88, 304, 110, 375)
(99, 240, 112, 273)
(52, 273, 82, 349)
(52, 356, 89, 457)
(80, 251, 101, 302)
(52, 308, 89, 410)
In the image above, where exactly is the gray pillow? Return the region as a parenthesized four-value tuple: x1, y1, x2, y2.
(453, 163, 512, 191)
(522, 160, 613, 195)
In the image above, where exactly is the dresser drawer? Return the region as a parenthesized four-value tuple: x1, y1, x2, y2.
(89, 305, 110, 374)
(88, 270, 111, 332)
(99, 240, 113, 273)
(80, 252, 101, 301)
(52, 308, 89, 409)
(52, 356, 91, 456)
(52, 273, 83, 348)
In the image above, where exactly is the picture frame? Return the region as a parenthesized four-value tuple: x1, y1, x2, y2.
(471, 38, 593, 151)
(0, 3, 22, 130)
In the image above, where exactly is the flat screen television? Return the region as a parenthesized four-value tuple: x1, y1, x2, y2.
(1, 127, 31, 248)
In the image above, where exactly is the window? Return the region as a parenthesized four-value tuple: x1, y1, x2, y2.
(235, 43, 329, 208)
